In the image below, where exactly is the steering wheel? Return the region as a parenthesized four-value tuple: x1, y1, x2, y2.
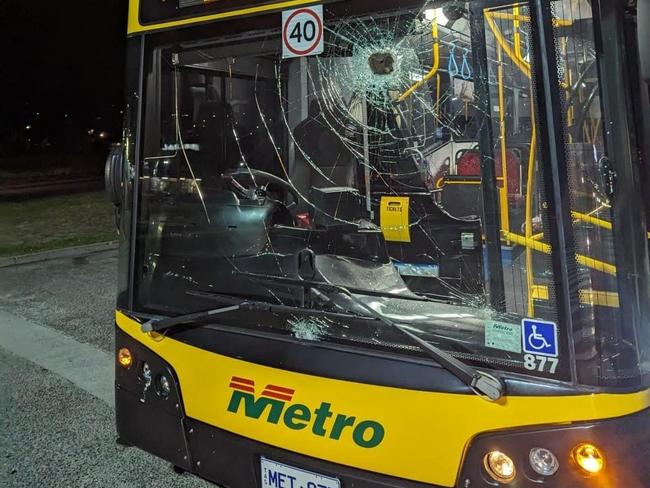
(221, 168, 301, 209)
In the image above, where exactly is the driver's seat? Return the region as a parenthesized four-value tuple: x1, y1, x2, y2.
(290, 101, 358, 217)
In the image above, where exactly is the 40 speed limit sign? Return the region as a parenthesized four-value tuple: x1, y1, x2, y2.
(282, 5, 324, 59)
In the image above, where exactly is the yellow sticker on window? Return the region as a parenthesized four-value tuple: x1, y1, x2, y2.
(380, 196, 410, 243)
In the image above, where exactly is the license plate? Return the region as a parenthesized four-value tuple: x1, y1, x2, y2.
(261, 457, 341, 488)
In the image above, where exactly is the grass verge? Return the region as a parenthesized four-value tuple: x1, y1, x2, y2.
(0, 192, 117, 257)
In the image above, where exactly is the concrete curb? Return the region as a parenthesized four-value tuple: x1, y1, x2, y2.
(0, 240, 118, 268)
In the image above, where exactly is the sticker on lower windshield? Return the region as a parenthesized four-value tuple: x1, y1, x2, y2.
(485, 320, 522, 353)
(522, 318, 558, 357)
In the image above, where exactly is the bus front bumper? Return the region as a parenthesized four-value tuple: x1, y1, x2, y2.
(115, 328, 650, 488)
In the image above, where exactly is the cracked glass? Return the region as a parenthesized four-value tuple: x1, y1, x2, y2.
(133, 0, 645, 384)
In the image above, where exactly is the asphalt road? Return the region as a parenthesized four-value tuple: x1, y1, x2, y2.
(0, 249, 212, 487)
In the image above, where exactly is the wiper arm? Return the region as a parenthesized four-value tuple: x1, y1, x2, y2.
(141, 303, 246, 333)
(187, 290, 374, 323)
(235, 270, 440, 303)
(140, 291, 373, 334)
(240, 271, 505, 402)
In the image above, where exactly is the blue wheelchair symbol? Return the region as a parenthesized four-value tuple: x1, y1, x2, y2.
(522, 319, 558, 357)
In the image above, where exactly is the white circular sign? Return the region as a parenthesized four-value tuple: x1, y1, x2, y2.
(282, 6, 324, 58)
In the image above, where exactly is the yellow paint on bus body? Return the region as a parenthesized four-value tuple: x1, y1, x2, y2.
(117, 311, 650, 487)
(127, 0, 321, 35)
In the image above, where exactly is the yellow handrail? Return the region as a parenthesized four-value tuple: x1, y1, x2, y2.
(513, 5, 524, 62)
(572, 210, 650, 239)
(398, 17, 439, 102)
(530, 285, 620, 308)
(502, 230, 617, 276)
(484, 10, 569, 89)
(496, 44, 511, 238)
(524, 86, 537, 316)
(572, 211, 612, 230)
(436, 73, 441, 118)
(513, 4, 536, 315)
(488, 11, 573, 27)
(503, 230, 551, 253)
(485, 11, 531, 78)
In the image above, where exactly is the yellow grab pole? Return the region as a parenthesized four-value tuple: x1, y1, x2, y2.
(563, 37, 574, 143)
(571, 211, 613, 230)
(576, 255, 617, 276)
(571, 210, 650, 239)
(436, 73, 441, 118)
(485, 11, 569, 89)
(496, 44, 511, 239)
(488, 11, 573, 27)
(398, 17, 439, 102)
(485, 11, 531, 78)
(524, 86, 537, 316)
(513, 5, 523, 61)
(513, 3, 537, 315)
(502, 231, 617, 276)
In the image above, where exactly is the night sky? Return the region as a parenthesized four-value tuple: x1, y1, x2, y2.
(0, 1, 128, 144)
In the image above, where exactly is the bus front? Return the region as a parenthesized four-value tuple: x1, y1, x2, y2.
(111, 0, 650, 486)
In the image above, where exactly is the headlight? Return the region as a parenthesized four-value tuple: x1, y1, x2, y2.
(117, 348, 133, 368)
(483, 450, 516, 483)
(529, 447, 559, 476)
(139, 362, 152, 383)
(572, 443, 604, 474)
(156, 374, 171, 397)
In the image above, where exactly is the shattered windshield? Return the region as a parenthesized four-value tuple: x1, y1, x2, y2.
(133, 0, 642, 383)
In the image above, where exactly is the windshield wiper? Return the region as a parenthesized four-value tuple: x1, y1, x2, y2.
(140, 291, 372, 334)
(141, 303, 246, 333)
(235, 270, 441, 303)
(239, 271, 505, 402)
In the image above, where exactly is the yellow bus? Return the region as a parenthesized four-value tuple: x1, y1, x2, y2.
(107, 0, 650, 486)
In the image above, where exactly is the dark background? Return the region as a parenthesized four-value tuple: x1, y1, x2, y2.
(0, 1, 128, 179)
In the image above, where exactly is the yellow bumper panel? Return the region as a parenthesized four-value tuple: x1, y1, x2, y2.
(116, 311, 650, 486)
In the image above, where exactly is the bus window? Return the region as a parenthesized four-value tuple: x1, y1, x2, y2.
(131, 0, 647, 385)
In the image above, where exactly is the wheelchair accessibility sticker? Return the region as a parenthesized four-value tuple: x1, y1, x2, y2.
(522, 319, 558, 357)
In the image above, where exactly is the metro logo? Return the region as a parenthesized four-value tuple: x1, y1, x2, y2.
(227, 376, 385, 448)
(230, 376, 295, 401)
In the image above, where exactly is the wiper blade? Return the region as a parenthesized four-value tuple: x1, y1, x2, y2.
(141, 303, 245, 333)
(140, 291, 372, 334)
(235, 270, 439, 303)
(240, 271, 505, 402)
(188, 290, 374, 322)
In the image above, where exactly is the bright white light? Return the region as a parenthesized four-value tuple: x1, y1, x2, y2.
(424, 8, 449, 26)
